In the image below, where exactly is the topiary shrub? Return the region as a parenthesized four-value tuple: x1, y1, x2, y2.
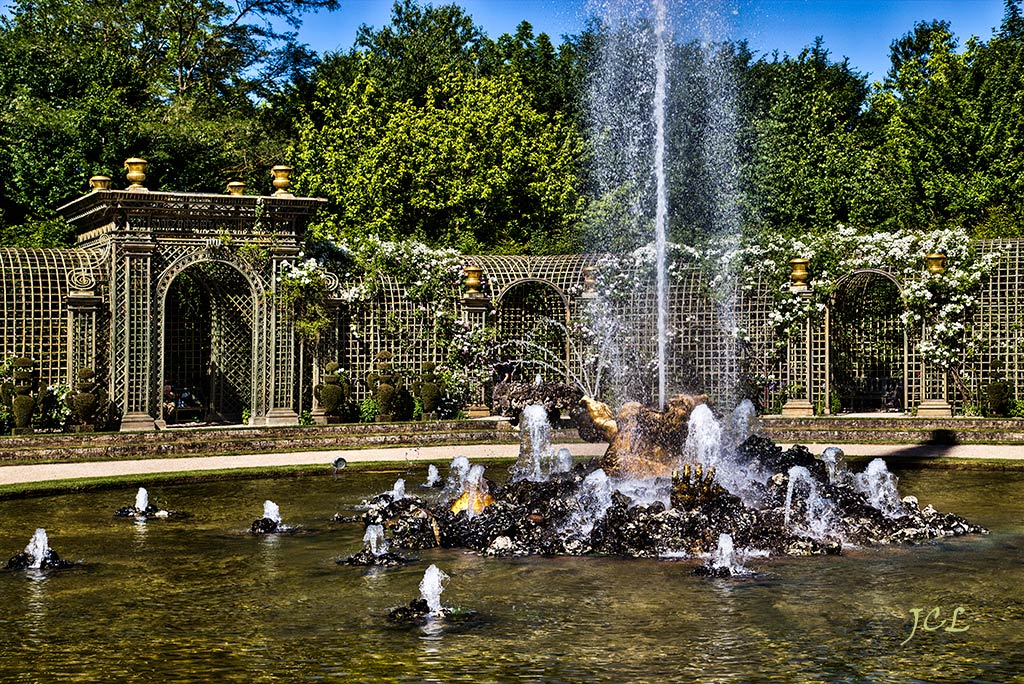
(314, 362, 353, 422)
(366, 352, 403, 422)
(1, 358, 36, 435)
(65, 367, 109, 432)
(414, 362, 442, 420)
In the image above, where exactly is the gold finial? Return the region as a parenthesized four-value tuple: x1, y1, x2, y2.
(925, 253, 947, 275)
(789, 257, 810, 292)
(89, 175, 112, 192)
(227, 181, 246, 196)
(464, 265, 483, 295)
(271, 165, 292, 196)
(124, 158, 148, 191)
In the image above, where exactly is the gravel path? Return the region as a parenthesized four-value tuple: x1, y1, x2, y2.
(0, 442, 610, 485)
(1, 440, 1021, 486)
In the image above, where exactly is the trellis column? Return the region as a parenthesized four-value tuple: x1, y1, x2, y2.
(917, 254, 953, 417)
(120, 242, 159, 431)
(782, 258, 814, 416)
(917, 321, 953, 417)
(462, 264, 492, 417)
(66, 287, 102, 381)
(264, 248, 301, 425)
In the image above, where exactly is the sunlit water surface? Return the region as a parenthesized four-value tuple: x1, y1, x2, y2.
(0, 466, 1021, 682)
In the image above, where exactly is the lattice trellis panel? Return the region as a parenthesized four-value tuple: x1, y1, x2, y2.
(0, 248, 105, 389)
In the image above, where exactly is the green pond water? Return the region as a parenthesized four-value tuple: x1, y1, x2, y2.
(0, 464, 1022, 683)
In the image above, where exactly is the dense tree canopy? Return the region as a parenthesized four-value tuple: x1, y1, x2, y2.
(0, 0, 1022, 251)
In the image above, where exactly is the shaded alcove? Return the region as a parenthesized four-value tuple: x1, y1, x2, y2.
(829, 270, 907, 413)
(494, 280, 570, 381)
(162, 262, 254, 423)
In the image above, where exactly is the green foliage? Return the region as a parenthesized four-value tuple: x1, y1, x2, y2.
(358, 397, 379, 423)
(0, 0, 338, 237)
(295, 65, 585, 254)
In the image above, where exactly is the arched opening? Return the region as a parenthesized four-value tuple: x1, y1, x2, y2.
(163, 262, 254, 424)
(494, 280, 570, 382)
(829, 270, 906, 414)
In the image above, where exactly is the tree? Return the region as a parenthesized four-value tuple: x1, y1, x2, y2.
(352, 0, 485, 105)
(295, 67, 585, 254)
(0, 0, 337, 242)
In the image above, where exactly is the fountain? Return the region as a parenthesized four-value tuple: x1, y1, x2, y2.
(114, 487, 183, 520)
(5, 528, 73, 570)
(694, 533, 746, 577)
(250, 500, 286, 534)
(387, 564, 456, 624)
(421, 464, 442, 488)
(342, 523, 413, 566)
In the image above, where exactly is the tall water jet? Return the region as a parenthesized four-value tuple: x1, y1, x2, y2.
(653, 0, 670, 410)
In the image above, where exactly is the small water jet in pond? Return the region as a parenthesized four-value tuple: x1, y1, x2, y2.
(512, 405, 574, 483)
(250, 500, 287, 534)
(854, 458, 904, 519)
(5, 528, 73, 570)
(387, 564, 457, 624)
(783, 466, 839, 541)
(342, 523, 414, 567)
(114, 487, 185, 520)
(694, 533, 746, 577)
(421, 464, 442, 488)
(820, 447, 849, 485)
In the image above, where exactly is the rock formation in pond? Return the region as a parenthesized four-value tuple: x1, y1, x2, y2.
(363, 401, 986, 562)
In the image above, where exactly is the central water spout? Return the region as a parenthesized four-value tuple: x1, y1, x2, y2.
(653, 0, 669, 410)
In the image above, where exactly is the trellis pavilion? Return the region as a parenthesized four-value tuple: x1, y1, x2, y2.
(0, 159, 1021, 431)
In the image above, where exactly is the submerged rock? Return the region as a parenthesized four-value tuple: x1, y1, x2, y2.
(249, 518, 280, 534)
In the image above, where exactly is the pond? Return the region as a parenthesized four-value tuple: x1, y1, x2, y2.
(0, 464, 1021, 683)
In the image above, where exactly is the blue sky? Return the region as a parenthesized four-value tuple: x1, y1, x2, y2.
(300, 0, 1008, 82)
